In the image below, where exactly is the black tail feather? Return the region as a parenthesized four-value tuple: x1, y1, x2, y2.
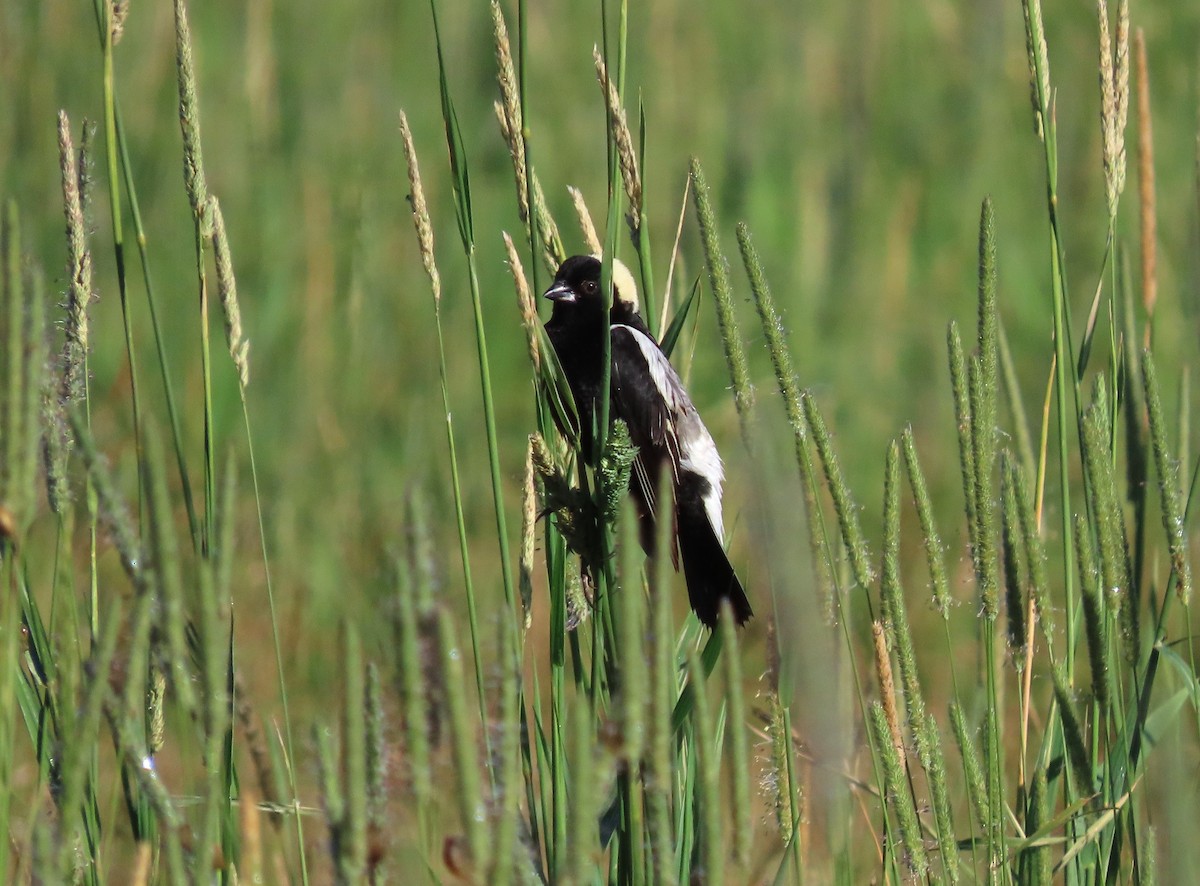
(676, 504, 753, 629)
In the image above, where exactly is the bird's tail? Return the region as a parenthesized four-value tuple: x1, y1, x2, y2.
(676, 504, 753, 629)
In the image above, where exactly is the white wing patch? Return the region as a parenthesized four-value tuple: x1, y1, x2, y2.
(613, 324, 726, 538)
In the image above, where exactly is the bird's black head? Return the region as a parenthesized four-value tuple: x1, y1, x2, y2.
(544, 255, 604, 308)
(544, 255, 640, 319)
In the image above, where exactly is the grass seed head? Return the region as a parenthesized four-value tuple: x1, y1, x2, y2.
(41, 374, 71, 513)
(174, 0, 210, 231)
(504, 232, 539, 372)
(1022, 0, 1051, 139)
(568, 186, 602, 255)
(1099, 0, 1130, 217)
(209, 196, 250, 387)
(57, 110, 94, 406)
(593, 48, 642, 225)
(111, 0, 129, 44)
(399, 110, 442, 305)
(490, 1, 522, 159)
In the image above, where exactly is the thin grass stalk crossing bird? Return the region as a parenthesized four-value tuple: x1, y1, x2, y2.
(543, 255, 752, 628)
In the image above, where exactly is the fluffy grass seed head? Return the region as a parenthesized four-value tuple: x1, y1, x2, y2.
(41, 375, 71, 513)
(568, 186, 602, 255)
(867, 701, 927, 878)
(490, 1, 522, 166)
(173, 0, 211, 232)
(505, 232, 539, 373)
(148, 667, 167, 754)
(692, 158, 757, 441)
(494, 101, 565, 272)
(399, 110, 442, 305)
(1075, 512, 1112, 708)
(950, 702, 990, 828)
(899, 427, 951, 617)
(76, 119, 95, 219)
(531, 433, 598, 566)
(490, 4, 563, 271)
(761, 691, 802, 837)
(208, 196, 250, 388)
(1098, 0, 1130, 217)
(1115, 2, 1130, 151)
(57, 110, 94, 406)
(1142, 349, 1192, 603)
(489, 3, 530, 248)
(110, 0, 130, 45)
(493, 101, 530, 236)
(593, 47, 642, 225)
(530, 174, 564, 269)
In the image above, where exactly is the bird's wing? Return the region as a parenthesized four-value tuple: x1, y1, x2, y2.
(610, 324, 726, 538)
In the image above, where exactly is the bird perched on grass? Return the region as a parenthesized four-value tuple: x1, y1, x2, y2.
(543, 254, 752, 628)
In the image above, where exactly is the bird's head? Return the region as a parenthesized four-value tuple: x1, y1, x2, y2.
(544, 255, 639, 317)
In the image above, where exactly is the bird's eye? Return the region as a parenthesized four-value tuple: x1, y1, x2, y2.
(581, 280, 599, 296)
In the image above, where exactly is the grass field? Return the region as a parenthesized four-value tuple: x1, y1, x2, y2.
(2, 0, 1200, 882)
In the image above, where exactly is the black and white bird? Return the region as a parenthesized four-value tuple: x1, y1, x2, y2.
(543, 254, 752, 628)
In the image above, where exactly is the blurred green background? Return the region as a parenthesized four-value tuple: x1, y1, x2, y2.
(2, 0, 1199, 710)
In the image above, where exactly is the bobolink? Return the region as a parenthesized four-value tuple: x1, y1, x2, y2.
(544, 255, 752, 628)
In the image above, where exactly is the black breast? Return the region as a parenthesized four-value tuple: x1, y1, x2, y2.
(546, 306, 607, 455)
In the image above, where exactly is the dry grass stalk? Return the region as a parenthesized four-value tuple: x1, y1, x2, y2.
(235, 677, 280, 810)
(398, 111, 442, 305)
(1135, 28, 1157, 340)
(593, 48, 642, 224)
(871, 620, 905, 759)
(130, 842, 153, 886)
(568, 186, 602, 255)
(239, 788, 264, 884)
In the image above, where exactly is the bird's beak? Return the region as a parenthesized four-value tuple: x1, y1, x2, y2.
(543, 283, 576, 303)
